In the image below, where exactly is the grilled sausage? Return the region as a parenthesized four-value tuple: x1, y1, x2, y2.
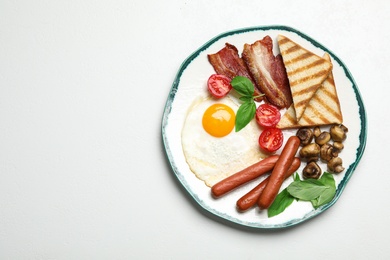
(236, 157, 301, 211)
(211, 155, 279, 197)
(257, 136, 301, 209)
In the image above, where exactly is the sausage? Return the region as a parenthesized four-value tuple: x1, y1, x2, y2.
(237, 157, 301, 211)
(236, 157, 301, 211)
(211, 155, 279, 197)
(257, 136, 301, 209)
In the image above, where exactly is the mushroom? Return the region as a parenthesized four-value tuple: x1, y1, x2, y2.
(313, 126, 321, 138)
(333, 141, 344, 151)
(296, 128, 314, 146)
(327, 157, 345, 173)
(306, 155, 319, 162)
(331, 147, 340, 158)
(299, 143, 320, 159)
(320, 143, 334, 162)
(332, 141, 344, 157)
(303, 161, 322, 179)
(315, 132, 331, 146)
(330, 125, 347, 142)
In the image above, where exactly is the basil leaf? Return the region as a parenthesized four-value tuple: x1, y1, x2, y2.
(239, 96, 253, 102)
(235, 101, 256, 132)
(231, 76, 254, 97)
(293, 173, 301, 201)
(270, 172, 338, 214)
(268, 188, 295, 218)
(303, 178, 326, 186)
(287, 181, 329, 201)
(311, 172, 336, 208)
(312, 186, 336, 209)
(318, 172, 336, 187)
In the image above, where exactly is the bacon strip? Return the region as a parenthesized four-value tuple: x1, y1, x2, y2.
(208, 43, 263, 101)
(242, 36, 293, 109)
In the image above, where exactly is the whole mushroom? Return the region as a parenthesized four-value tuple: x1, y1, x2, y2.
(330, 125, 347, 142)
(303, 161, 322, 179)
(332, 142, 344, 157)
(327, 157, 345, 173)
(320, 143, 334, 162)
(315, 131, 331, 146)
(299, 143, 320, 160)
(296, 128, 314, 146)
(313, 126, 321, 138)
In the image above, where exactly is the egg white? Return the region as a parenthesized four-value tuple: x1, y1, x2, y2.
(181, 95, 267, 187)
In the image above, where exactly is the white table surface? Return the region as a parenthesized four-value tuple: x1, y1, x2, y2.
(0, 1, 388, 259)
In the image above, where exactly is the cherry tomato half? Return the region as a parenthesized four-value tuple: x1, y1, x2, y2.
(258, 128, 284, 153)
(207, 74, 232, 99)
(255, 104, 281, 128)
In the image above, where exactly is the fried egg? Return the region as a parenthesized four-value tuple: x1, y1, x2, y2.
(181, 95, 266, 187)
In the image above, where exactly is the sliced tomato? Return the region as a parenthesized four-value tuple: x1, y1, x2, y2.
(207, 74, 232, 99)
(255, 104, 281, 128)
(258, 128, 284, 153)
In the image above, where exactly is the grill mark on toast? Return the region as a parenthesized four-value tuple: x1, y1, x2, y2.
(300, 114, 316, 125)
(311, 92, 342, 121)
(302, 112, 331, 125)
(282, 45, 301, 56)
(321, 87, 336, 100)
(292, 85, 319, 98)
(283, 52, 313, 66)
(289, 70, 330, 87)
(285, 110, 297, 124)
(287, 59, 329, 76)
(278, 37, 289, 46)
(277, 109, 297, 128)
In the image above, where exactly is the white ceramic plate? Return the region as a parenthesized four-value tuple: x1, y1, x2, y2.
(162, 25, 367, 229)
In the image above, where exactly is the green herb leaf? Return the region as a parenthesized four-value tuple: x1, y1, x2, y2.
(311, 186, 336, 208)
(268, 172, 337, 216)
(268, 188, 295, 218)
(311, 172, 336, 208)
(293, 173, 301, 201)
(318, 172, 336, 187)
(287, 180, 329, 201)
(239, 96, 253, 102)
(229, 76, 257, 132)
(235, 101, 256, 132)
(231, 76, 254, 97)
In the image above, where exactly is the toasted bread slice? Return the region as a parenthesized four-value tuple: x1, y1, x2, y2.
(277, 35, 333, 121)
(277, 53, 343, 129)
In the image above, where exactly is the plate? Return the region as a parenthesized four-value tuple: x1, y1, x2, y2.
(161, 25, 367, 229)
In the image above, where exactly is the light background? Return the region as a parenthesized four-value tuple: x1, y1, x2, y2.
(0, 1, 387, 259)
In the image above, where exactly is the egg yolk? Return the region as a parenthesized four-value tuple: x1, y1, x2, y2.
(202, 103, 235, 137)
